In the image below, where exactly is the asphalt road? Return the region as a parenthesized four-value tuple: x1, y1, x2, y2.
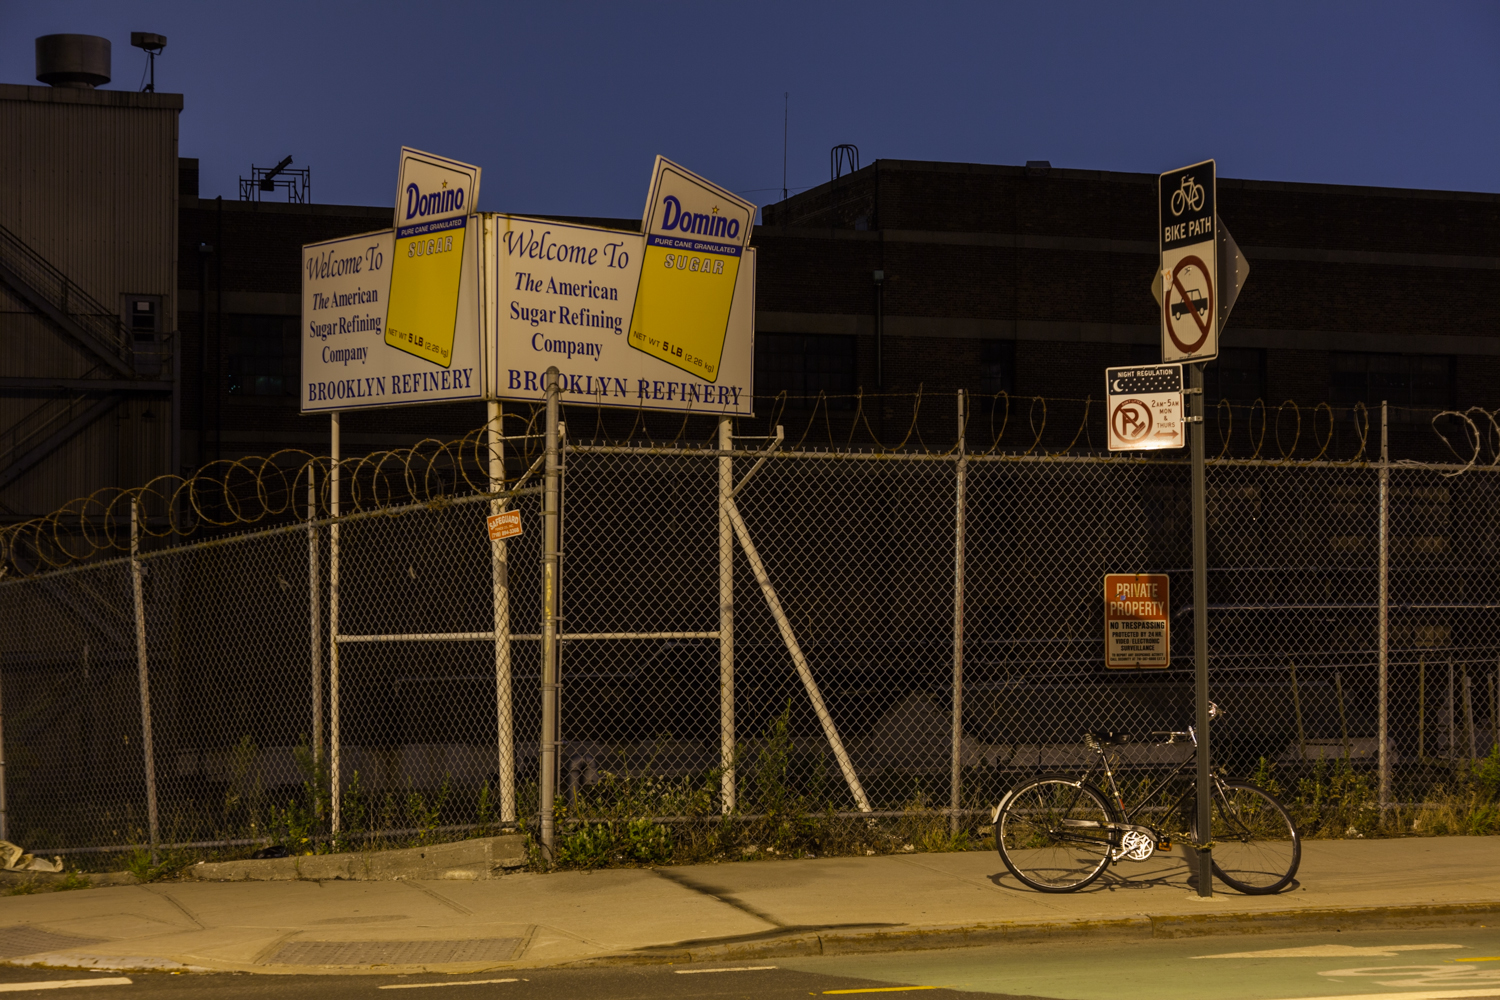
(2, 927, 1499, 999)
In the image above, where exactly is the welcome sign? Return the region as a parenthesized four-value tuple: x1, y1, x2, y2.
(487, 213, 754, 415)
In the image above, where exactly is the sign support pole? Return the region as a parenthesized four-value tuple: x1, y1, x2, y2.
(329, 412, 341, 836)
(718, 417, 735, 813)
(490, 400, 517, 825)
(539, 369, 561, 861)
(308, 468, 322, 816)
(1188, 363, 1211, 897)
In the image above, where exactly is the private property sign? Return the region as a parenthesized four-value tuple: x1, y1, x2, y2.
(1104, 573, 1170, 669)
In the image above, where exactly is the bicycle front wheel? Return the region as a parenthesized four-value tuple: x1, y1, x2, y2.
(996, 776, 1116, 893)
(1195, 781, 1300, 895)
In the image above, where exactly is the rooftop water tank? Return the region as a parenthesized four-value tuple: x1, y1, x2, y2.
(35, 34, 111, 89)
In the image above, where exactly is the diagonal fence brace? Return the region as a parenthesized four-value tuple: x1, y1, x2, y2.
(724, 495, 872, 812)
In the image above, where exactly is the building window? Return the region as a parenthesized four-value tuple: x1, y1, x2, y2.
(227, 314, 296, 396)
(1331, 352, 1454, 410)
(755, 333, 857, 405)
(979, 339, 1015, 395)
(1204, 347, 1265, 403)
(125, 296, 160, 343)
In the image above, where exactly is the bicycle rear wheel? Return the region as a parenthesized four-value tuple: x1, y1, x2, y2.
(1195, 781, 1300, 895)
(996, 776, 1116, 893)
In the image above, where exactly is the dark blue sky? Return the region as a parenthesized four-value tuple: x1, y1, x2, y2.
(5, 1, 1497, 218)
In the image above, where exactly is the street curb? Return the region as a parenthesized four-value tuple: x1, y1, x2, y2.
(569, 900, 1500, 966)
(5, 900, 1497, 976)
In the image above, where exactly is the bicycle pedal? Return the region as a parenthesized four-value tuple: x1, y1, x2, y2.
(1156, 838, 1172, 852)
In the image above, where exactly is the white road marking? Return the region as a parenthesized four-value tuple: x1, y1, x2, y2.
(673, 966, 778, 974)
(378, 979, 519, 990)
(0, 980, 132, 993)
(1195, 944, 1465, 959)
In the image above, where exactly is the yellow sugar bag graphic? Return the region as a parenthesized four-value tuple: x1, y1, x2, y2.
(628, 157, 756, 383)
(385, 148, 480, 369)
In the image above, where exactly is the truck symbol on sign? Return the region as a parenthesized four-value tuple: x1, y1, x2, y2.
(1171, 288, 1208, 320)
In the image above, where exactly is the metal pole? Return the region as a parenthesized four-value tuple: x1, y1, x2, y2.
(726, 497, 872, 811)
(719, 417, 736, 813)
(1378, 400, 1390, 812)
(1189, 362, 1211, 897)
(539, 368, 561, 860)
(489, 400, 517, 824)
(131, 499, 160, 863)
(950, 390, 967, 833)
(329, 412, 342, 834)
(308, 469, 322, 768)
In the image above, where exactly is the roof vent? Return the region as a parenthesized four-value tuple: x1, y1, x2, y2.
(36, 34, 111, 89)
(1025, 160, 1052, 177)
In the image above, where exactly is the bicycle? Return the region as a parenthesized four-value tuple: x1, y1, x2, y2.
(992, 702, 1300, 895)
(1169, 174, 1205, 216)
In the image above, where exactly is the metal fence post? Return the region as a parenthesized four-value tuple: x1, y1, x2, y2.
(489, 400, 517, 824)
(1188, 362, 1211, 897)
(308, 467, 322, 786)
(329, 413, 342, 834)
(719, 416, 735, 813)
(131, 499, 160, 863)
(1378, 399, 1390, 812)
(950, 390, 966, 833)
(539, 368, 561, 860)
(0, 633, 7, 842)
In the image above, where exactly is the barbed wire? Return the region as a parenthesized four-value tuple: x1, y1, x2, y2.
(0, 411, 550, 578)
(0, 392, 1484, 578)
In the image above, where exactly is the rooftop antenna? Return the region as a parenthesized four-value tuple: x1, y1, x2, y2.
(130, 32, 166, 93)
(783, 92, 788, 203)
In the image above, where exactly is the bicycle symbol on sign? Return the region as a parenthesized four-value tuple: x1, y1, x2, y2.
(1170, 174, 1205, 217)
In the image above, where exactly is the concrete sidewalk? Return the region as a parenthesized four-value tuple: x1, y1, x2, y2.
(0, 838, 1496, 975)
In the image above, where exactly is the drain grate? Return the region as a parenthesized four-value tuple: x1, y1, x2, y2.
(0, 925, 107, 959)
(267, 938, 520, 966)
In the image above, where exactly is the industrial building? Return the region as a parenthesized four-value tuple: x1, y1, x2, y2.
(5, 33, 1499, 522)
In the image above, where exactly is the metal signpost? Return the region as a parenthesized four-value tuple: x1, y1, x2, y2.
(1159, 159, 1218, 896)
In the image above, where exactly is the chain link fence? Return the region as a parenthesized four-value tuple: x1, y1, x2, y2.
(2, 393, 1498, 868)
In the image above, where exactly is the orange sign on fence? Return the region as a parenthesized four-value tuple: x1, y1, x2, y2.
(486, 510, 522, 541)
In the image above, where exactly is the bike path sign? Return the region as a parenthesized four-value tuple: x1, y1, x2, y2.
(1105, 363, 1184, 452)
(1104, 573, 1170, 669)
(1159, 160, 1217, 364)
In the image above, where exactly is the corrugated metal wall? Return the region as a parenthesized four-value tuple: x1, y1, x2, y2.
(0, 83, 179, 517)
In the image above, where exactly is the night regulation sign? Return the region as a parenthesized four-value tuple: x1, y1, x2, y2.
(1105, 364, 1184, 452)
(1104, 573, 1170, 669)
(1159, 159, 1217, 364)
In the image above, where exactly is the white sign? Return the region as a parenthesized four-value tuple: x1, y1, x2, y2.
(1159, 159, 1218, 363)
(1105, 364, 1184, 452)
(301, 221, 484, 413)
(487, 214, 755, 414)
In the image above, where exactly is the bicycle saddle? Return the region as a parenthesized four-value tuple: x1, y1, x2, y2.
(1084, 730, 1132, 749)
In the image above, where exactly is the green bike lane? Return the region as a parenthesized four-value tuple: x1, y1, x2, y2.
(780, 926, 1500, 1000)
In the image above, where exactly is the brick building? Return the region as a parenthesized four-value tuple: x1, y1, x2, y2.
(174, 157, 1500, 468)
